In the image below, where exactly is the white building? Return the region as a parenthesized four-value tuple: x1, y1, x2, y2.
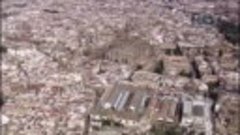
(180, 95, 213, 135)
(1, 115, 10, 135)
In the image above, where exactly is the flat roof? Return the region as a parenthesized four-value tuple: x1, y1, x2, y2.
(150, 96, 179, 122)
(177, 41, 205, 48)
(192, 105, 204, 117)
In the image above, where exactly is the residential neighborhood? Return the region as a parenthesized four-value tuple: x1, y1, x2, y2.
(1, 0, 239, 135)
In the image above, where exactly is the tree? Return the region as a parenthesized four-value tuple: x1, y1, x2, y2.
(0, 45, 8, 53)
(150, 124, 182, 135)
(165, 126, 182, 135)
(154, 60, 164, 74)
(0, 91, 4, 108)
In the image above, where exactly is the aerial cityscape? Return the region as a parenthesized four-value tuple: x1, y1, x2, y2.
(1, 0, 239, 135)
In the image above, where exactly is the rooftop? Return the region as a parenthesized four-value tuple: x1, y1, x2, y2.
(91, 82, 153, 121)
(150, 96, 179, 123)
